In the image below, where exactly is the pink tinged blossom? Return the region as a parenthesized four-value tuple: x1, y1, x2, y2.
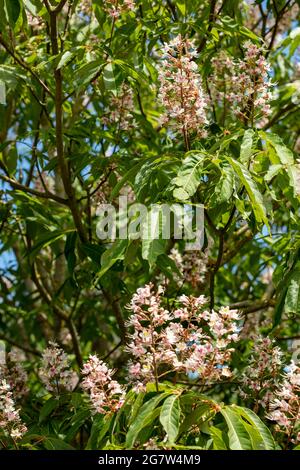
(126, 284, 241, 388)
(221, 367, 232, 377)
(267, 362, 300, 444)
(81, 355, 125, 415)
(168, 248, 209, 289)
(157, 35, 208, 137)
(39, 342, 77, 394)
(103, 0, 135, 18)
(210, 42, 272, 124)
(102, 83, 135, 131)
(0, 351, 28, 400)
(0, 380, 27, 441)
(128, 362, 141, 377)
(239, 335, 284, 409)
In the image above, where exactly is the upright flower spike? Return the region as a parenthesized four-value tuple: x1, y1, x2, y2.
(170, 247, 208, 288)
(211, 41, 272, 125)
(103, 0, 135, 18)
(267, 361, 300, 445)
(39, 342, 77, 394)
(0, 351, 28, 400)
(157, 35, 208, 144)
(0, 380, 27, 441)
(102, 83, 135, 131)
(126, 284, 241, 391)
(81, 355, 125, 414)
(239, 335, 284, 410)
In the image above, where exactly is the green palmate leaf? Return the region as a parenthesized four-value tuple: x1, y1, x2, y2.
(262, 131, 299, 197)
(43, 438, 75, 450)
(6, 147, 18, 175)
(141, 206, 167, 265)
(103, 61, 117, 93)
(85, 415, 103, 450)
(110, 159, 146, 200)
(264, 164, 282, 183)
(125, 392, 171, 448)
(262, 132, 294, 165)
(176, 1, 186, 16)
(96, 239, 128, 280)
(210, 426, 228, 450)
(0, 81, 5, 105)
(160, 394, 181, 443)
(85, 415, 112, 450)
(56, 50, 75, 70)
(64, 231, 77, 276)
(0, 65, 26, 89)
(128, 392, 146, 427)
(75, 60, 104, 89)
(156, 253, 182, 280)
(221, 407, 252, 450)
(242, 421, 265, 450)
(137, 407, 162, 445)
(22, 0, 43, 16)
(221, 406, 276, 450)
(28, 229, 75, 260)
(274, 254, 300, 326)
(172, 151, 206, 201)
(114, 59, 147, 83)
(142, 235, 167, 266)
(239, 26, 261, 41)
(39, 397, 59, 423)
(240, 128, 255, 165)
(233, 406, 276, 450)
(179, 402, 212, 434)
(227, 157, 269, 228)
(65, 409, 90, 441)
(213, 165, 235, 205)
(80, 242, 104, 268)
(133, 155, 176, 201)
(284, 268, 300, 316)
(4, 0, 21, 25)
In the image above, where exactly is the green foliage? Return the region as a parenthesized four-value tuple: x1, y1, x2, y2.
(0, 0, 299, 452)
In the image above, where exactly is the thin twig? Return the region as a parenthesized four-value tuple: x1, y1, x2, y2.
(0, 333, 42, 357)
(0, 173, 69, 205)
(0, 34, 53, 98)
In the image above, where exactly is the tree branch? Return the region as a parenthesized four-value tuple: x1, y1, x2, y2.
(0, 333, 42, 357)
(0, 34, 54, 98)
(31, 261, 83, 367)
(48, 9, 87, 242)
(102, 288, 126, 343)
(0, 173, 69, 205)
(197, 0, 217, 53)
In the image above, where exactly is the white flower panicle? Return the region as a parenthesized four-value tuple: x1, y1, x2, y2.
(170, 248, 208, 287)
(39, 342, 76, 394)
(239, 335, 283, 409)
(126, 284, 241, 391)
(102, 83, 135, 131)
(158, 35, 208, 137)
(211, 41, 272, 124)
(0, 380, 27, 440)
(104, 0, 135, 19)
(81, 355, 125, 414)
(267, 361, 300, 444)
(0, 351, 28, 400)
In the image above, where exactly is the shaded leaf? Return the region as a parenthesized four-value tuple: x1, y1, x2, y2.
(160, 394, 181, 443)
(172, 152, 206, 200)
(125, 392, 171, 448)
(227, 157, 269, 228)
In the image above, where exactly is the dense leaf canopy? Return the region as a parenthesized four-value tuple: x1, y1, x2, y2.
(0, 0, 299, 451)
